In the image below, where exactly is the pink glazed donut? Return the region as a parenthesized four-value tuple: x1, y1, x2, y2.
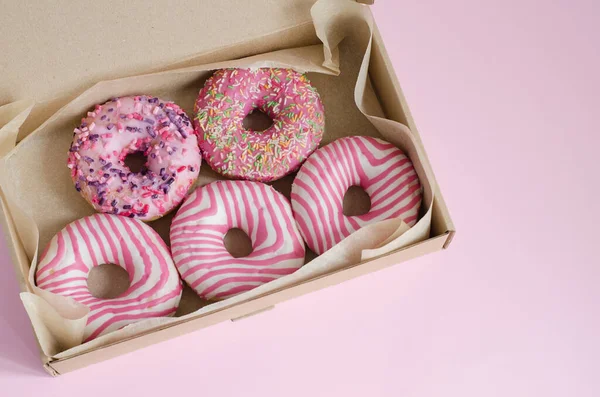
(67, 95, 201, 221)
(291, 136, 423, 255)
(170, 180, 305, 300)
(194, 68, 325, 182)
(36, 214, 183, 342)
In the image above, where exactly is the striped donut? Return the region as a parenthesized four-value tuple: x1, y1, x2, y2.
(36, 214, 182, 342)
(291, 136, 422, 255)
(170, 180, 305, 300)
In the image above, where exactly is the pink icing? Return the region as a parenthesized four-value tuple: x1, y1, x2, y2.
(170, 180, 305, 300)
(36, 214, 183, 342)
(194, 68, 325, 182)
(67, 95, 202, 221)
(291, 136, 423, 255)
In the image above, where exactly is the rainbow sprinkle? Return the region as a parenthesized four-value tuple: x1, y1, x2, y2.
(67, 95, 201, 221)
(193, 68, 325, 182)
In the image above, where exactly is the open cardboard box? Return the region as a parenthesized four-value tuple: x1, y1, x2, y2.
(0, 0, 454, 376)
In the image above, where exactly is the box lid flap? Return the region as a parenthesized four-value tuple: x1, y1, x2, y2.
(0, 0, 372, 105)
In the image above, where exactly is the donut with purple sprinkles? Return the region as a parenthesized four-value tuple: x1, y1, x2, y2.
(194, 68, 325, 182)
(67, 95, 202, 221)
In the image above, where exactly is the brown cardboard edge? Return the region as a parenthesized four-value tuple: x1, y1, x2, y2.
(48, 232, 450, 374)
(443, 230, 456, 249)
(43, 363, 60, 377)
(368, 24, 455, 242)
(230, 305, 276, 322)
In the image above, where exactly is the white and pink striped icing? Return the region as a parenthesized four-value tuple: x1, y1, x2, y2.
(36, 214, 183, 342)
(68, 95, 201, 221)
(194, 68, 325, 182)
(170, 180, 305, 300)
(291, 136, 423, 255)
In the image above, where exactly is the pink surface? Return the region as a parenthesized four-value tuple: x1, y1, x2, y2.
(1, 0, 598, 395)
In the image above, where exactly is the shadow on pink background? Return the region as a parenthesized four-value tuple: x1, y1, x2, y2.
(0, 0, 598, 395)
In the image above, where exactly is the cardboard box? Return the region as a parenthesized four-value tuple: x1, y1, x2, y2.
(0, 0, 454, 376)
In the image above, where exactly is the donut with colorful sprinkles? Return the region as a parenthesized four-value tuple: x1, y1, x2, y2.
(68, 95, 201, 221)
(194, 68, 325, 182)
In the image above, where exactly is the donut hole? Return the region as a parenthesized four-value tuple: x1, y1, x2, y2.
(343, 185, 372, 216)
(87, 264, 131, 299)
(243, 109, 273, 132)
(224, 228, 253, 258)
(124, 151, 147, 173)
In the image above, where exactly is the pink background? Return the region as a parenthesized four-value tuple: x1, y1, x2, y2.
(1, 0, 598, 395)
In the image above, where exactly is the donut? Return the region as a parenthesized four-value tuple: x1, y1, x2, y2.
(35, 214, 183, 342)
(170, 180, 305, 300)
(194, 68, 325, 182)
(67, 95, 201, 221)
(291, 136, 423, 255)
